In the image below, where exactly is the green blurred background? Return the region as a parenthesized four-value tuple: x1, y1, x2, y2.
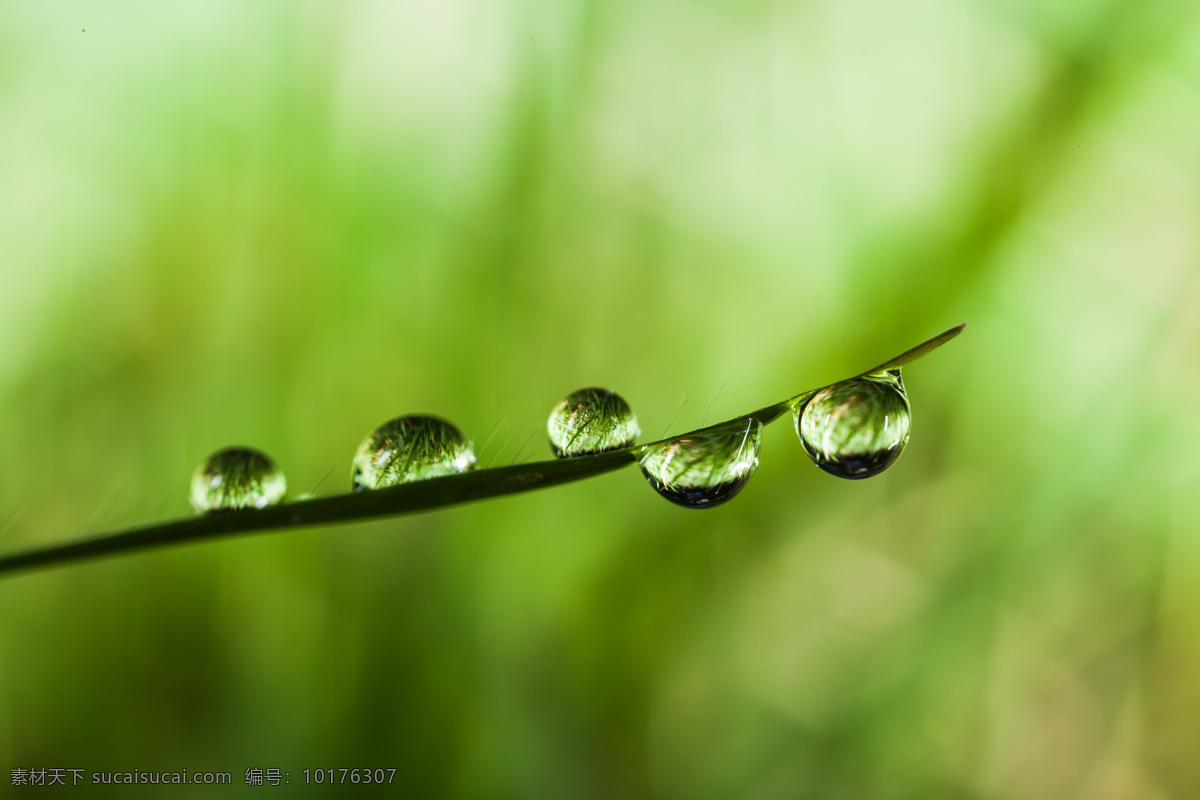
(2, 0, 1198, 797)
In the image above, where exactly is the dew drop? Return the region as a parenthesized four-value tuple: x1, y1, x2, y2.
(547, 387, 640, 458)
(352, 414, 476, 491)
(795, 372, 910, 479)
(190, 447, 286, 514)
(639, 417, 761, 509)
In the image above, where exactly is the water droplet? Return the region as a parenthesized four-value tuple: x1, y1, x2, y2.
(547, 387, 640, 458)
(795, 372, 910, 479)
(639, 417, 761, 509)
(190, 447, 286, 513)
(352, 414, 476, 491)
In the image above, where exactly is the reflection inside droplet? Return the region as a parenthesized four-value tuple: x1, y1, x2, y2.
(352, 414, 476, 491)
(639, 417, 761, 508)
(190, 447, 286, 514)
(794, 372, 910, 479)
(547, 387, 639, 458)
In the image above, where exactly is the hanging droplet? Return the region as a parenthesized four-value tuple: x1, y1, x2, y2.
(547, 387, 640, 458)
(639, 417, 761, 509)
(190, 446, 287, 514)
(795, 371, 910, 479)
(352, 414, 476, 491)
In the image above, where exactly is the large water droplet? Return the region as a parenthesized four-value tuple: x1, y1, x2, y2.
(352, 414, 476, 491)
(547, 387, 639, 458)
(639, 417, 761, 509)
(190, 446, 287, 513)
(795, 372, 910, 479)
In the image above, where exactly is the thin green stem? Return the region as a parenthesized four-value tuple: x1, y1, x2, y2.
(0, 325, 964, 578)
(858, 323, 966, 376)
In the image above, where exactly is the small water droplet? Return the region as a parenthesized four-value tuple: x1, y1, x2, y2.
(795, 373, 910, 479)
(352, 414, 476, 491)
(190, 447, 286, 513)
(547, 387, 639, 458)
(639, 417, 761, 509)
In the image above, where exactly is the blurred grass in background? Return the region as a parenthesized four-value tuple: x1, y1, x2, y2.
(2, 0, 1198, 797)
